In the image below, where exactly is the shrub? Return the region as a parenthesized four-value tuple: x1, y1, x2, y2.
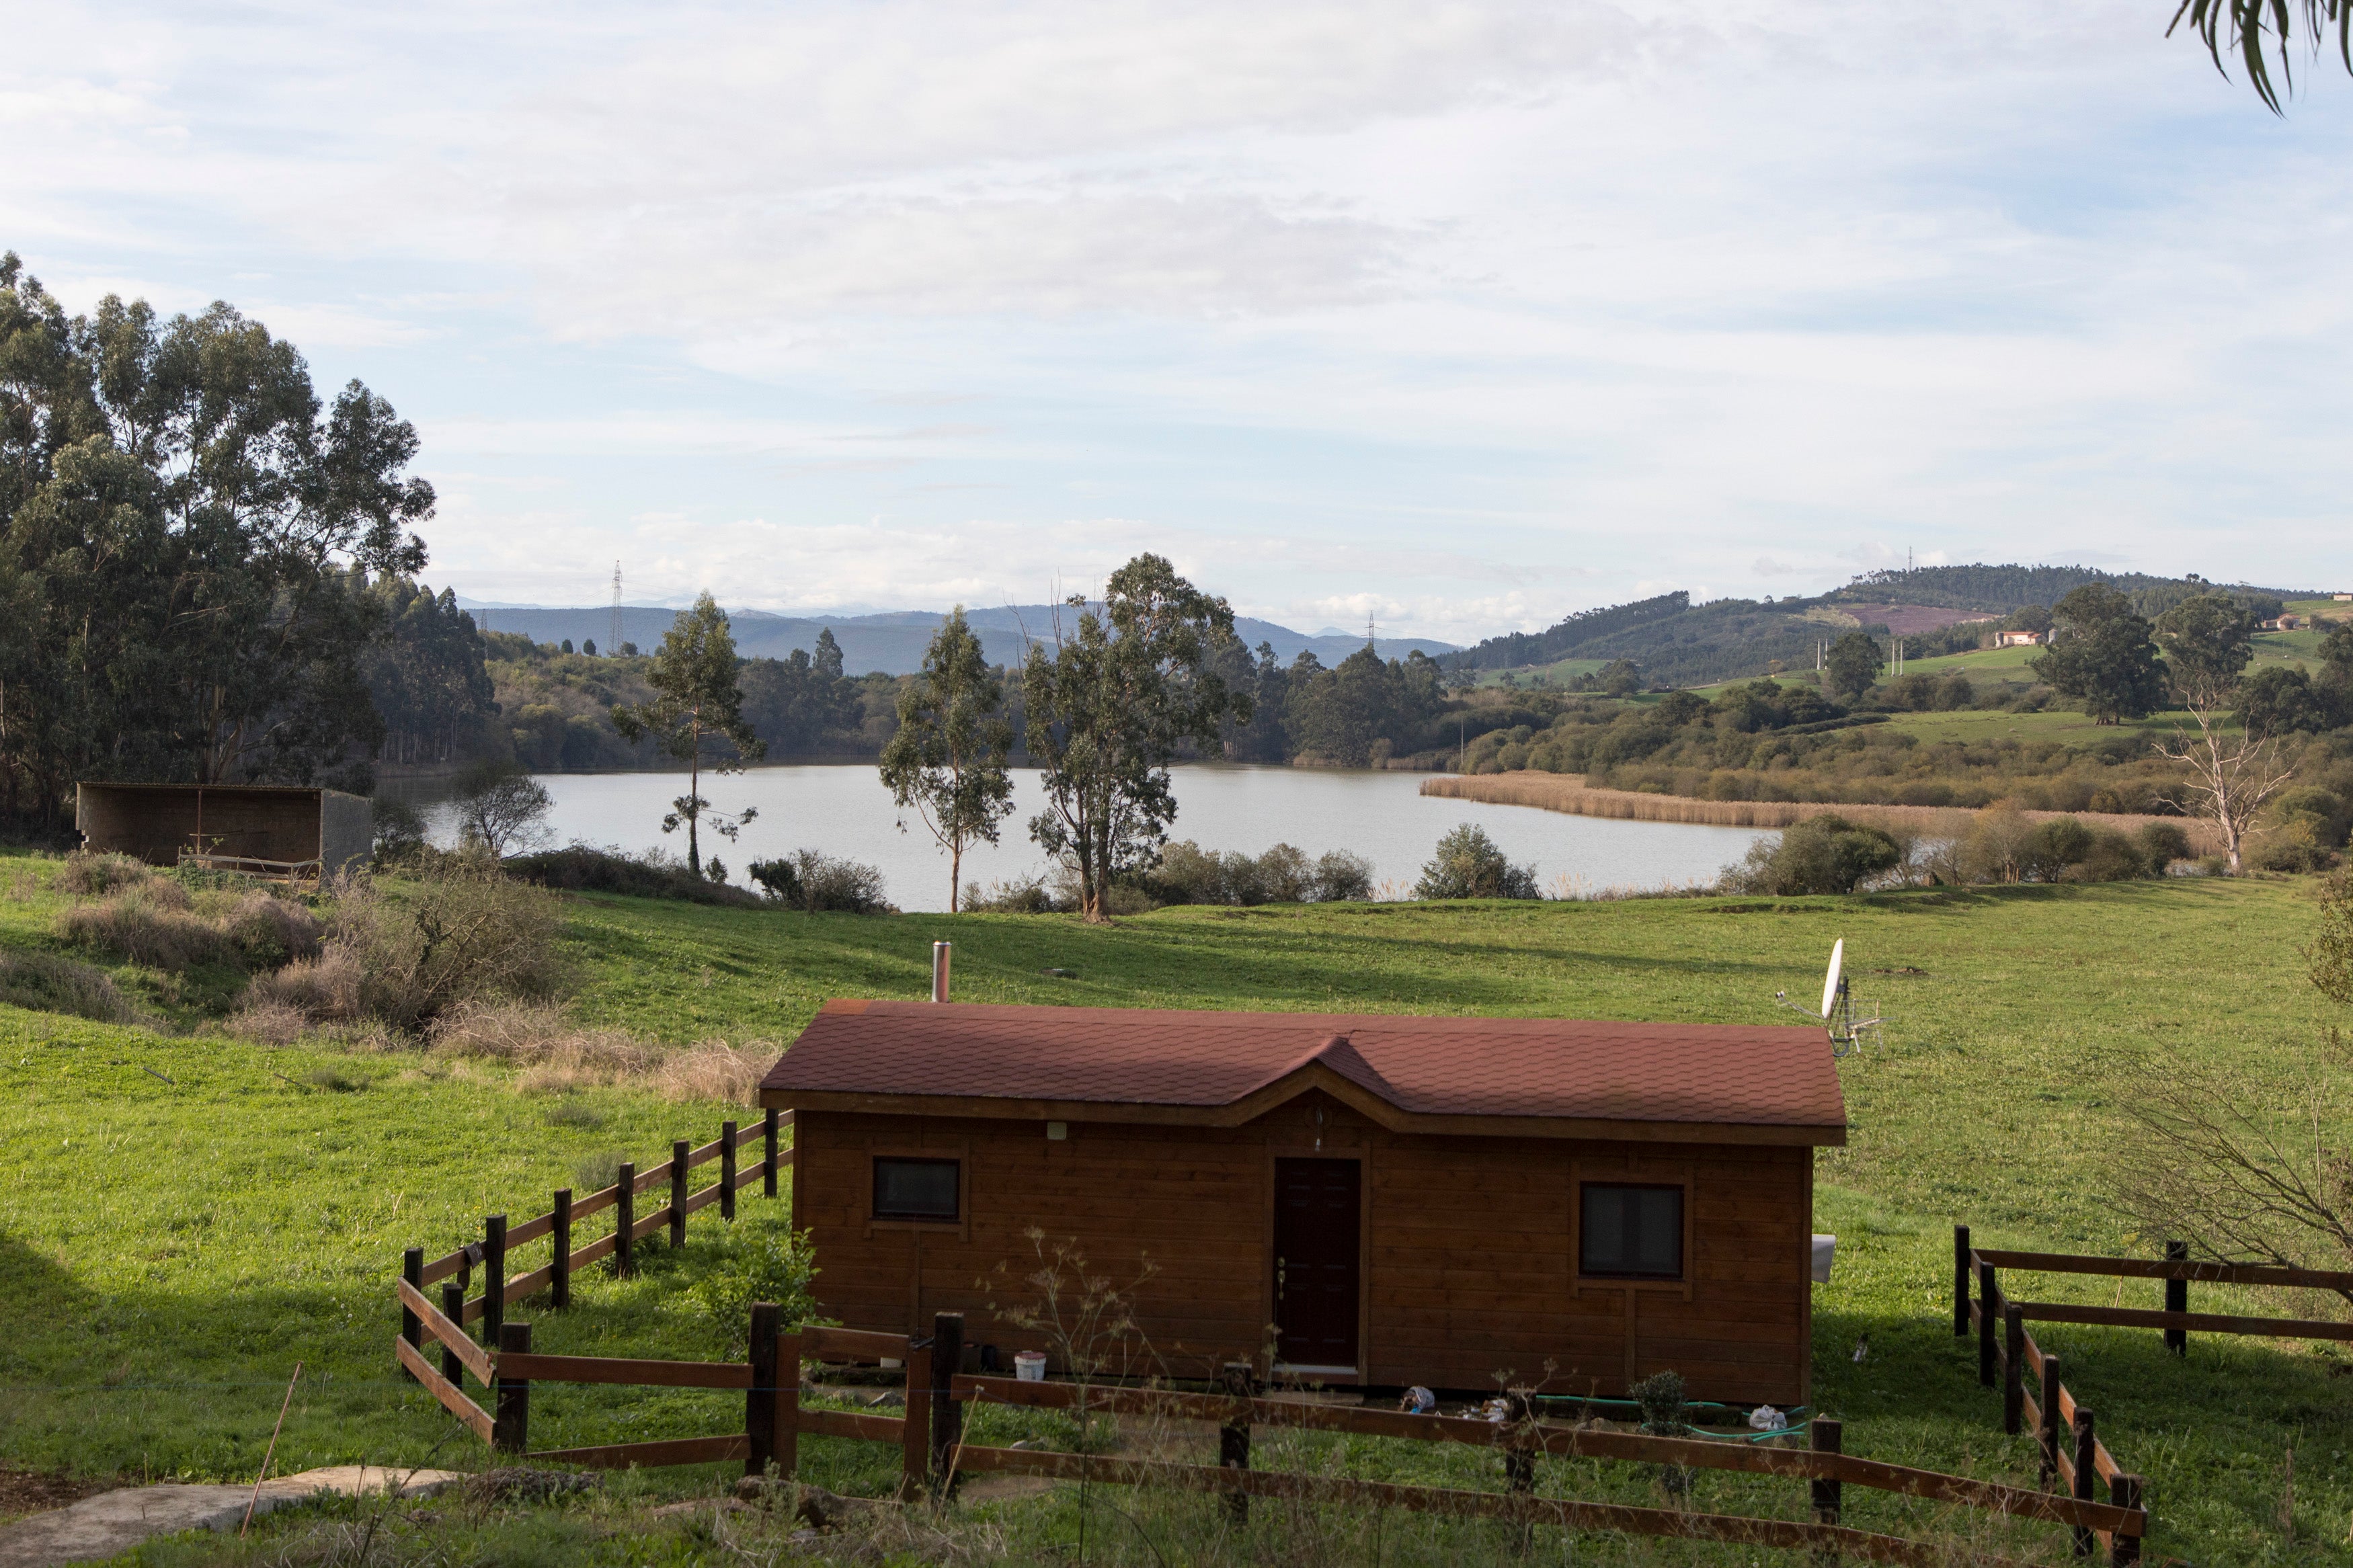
(748, 850, 892, 913)
(331, 863, 565, 1031)
(962, 875, 1066, 913)
(1312, 849, 1376, 903)
(371, 798, 428, 868)
(2068, 828, 2149, 882)
(451, 761, 555, 857)
(52, 851, 157, 897)
(221, 891, 325, 968)
(684, 1215, 827, 1356)
(56, 882, 230, 969)
(0, 950, 139, 1024)
(241, 946, 366, 1024)
(2137, 821, 2193, 869)
(1144, 841, 1377, 906)
(2021, 816, 2096, 882)
(427, 999, 768, 1104)
(506, 843, 766, 907)
(1724, 814, 1901, 895)
(1416, 824, 1540, 900)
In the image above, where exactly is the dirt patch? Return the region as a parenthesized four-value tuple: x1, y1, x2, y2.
(0, 1469, 115, 1525)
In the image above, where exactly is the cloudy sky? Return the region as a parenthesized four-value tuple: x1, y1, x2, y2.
(6, 1, 2350, 640)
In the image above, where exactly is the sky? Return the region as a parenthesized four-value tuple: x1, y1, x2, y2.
(5, 2, 2351, 642)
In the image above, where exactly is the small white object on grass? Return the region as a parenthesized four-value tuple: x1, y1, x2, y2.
(1852, 1333, 1870, 1363)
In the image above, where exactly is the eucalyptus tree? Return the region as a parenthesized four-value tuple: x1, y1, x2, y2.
(1021, 555, 1249, 923)
(0, 253, 433, 823)
(2173, 0, 2350, 112)
(878, 608, 1014, 912)
(610, 593, 766, 874)
(2153, 593, 2258, 704)
(2032, 584, 2167, 724)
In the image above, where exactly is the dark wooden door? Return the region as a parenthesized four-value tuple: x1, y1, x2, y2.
(1273, 1158, 1361, 1369)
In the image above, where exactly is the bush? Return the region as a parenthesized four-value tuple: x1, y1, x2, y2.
(2021, 816, 2096, 882)
(371, 798, 428, 868)
(56, 880, 231, 969)
(963, 875, 1066, 913)
(1725, 814, 1901, 895)
(2137, 821, 2193, 869)
(748, 850, 892, 913)
(1143, 841, 1375, 906)
(451, 761, 555, 857)
(52, 851, 157, 897)
(1415, 824, 1540, 900)
(684, 1215, 828, 1357)
(329, 862, 566, 1032)
(242, 946, 365, 1024)
(0, 950, 139, 1024)
(2068, 828, 2150, 882)
(506, 843, 765, 907)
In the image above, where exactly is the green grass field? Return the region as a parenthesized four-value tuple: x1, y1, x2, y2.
(4, 855, 2350, 1563)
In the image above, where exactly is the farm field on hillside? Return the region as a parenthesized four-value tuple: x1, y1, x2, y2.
(1, 860, 2347, 1562)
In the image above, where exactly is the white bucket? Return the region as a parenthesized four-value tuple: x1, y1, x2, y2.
(1014, 1350, 1048, 1382)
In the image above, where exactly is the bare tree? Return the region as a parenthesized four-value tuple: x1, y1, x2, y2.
(2152, 698, 2295, 873)
(450, 761, 554, 858)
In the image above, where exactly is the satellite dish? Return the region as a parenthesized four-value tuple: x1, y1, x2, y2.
(1774, 936, 1884, 1059)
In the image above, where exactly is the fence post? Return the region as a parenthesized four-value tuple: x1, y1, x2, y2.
(551, 1190, 572, 1311)
(2039, 1353, 2063, 1489)
(746, 1301, 779, 1478)
(2108, 1472, 2143, 1567)
(440, 1282, 466, 1387)
(1953, 1225, 1972, 1337)
(1810, 1416, 1842, 1526)
(930, 1311, 965, 1500)
(903, 1344, 934, 1501)
(2163, 1240, 2188, 1357)
(481, 1214, 507, 1351)
(1218, 1360, 1252, 1524)
(721, 1120, 738, 1222)
(493, 1322, 530, 1454)
(670, 1139, 689, 1249)
(764, 1108, 780, 1198)
(776, 1329, 802, 1480)
(2071, 1408, 2098, 1557)
(2003, 1305, 2026, 1435)
(400, 1248, 423, 1378)
(1978, 1260, 1999, 1388)
(616, 1161, 635, 1277)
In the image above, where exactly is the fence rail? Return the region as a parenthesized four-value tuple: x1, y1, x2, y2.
(401, 1284, 2147, 1565)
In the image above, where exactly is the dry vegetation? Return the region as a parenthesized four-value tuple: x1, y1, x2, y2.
(1425, 771, 2225, 855)
(29, 850, 765, 1106)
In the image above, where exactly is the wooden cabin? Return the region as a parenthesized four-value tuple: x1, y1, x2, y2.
(76, 782, 372, 879)
(758, 1001, 1845, 1404)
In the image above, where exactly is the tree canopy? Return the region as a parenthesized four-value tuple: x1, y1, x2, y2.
(878, 608, 1014, 912)
(2032, 584, 2168, 724)
(1022, 554, 1248, 923)
(610, 593, 765, 874)
(1, 253, 434, 821)
(2173, 0, 2352, 113)
(2153, 592, 2257, 704)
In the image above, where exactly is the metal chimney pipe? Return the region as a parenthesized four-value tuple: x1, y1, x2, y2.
(931, 941, 951, 1003)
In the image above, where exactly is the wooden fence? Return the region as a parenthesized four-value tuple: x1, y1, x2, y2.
(1954, 1225, 2353, 1563)
(397, 1289, 2145, 1567)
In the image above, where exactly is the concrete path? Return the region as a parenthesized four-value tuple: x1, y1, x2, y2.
(0, 1465, 462, 1567)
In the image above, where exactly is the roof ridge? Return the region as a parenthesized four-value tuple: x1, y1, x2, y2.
(1242, 1030, 1400, 1106)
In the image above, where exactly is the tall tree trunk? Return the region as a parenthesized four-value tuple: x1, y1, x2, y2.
(688, 717, 702, 874)
(949, 839, 961, 914)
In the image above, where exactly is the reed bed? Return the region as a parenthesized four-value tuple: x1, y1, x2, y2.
(1421, 771, 2224, 854)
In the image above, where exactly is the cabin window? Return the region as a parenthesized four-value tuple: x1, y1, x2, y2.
(1579, 1183, 1683, 1280)
(873, 1157, 960, 1221)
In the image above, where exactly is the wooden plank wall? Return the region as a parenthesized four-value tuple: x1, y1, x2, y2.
(795, 1091, 1811, 1403)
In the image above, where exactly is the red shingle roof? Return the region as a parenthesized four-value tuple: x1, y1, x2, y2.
(762, 1001, 1845, 1138)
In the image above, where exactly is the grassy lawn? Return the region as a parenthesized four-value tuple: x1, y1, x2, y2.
(3, 854, 2349, 1562)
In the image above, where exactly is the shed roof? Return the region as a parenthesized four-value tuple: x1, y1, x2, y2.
(759, 1001, 1846, 1145)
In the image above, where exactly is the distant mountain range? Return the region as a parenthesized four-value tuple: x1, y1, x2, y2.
(455, 600, 1456, 675)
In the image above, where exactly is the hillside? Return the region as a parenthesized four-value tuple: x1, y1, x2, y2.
(464, 602, 1455, 676)
(3, 860, 2349, 1564)
(1446, 564, 2317, 688)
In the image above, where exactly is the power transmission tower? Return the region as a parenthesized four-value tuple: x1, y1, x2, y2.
(610, 563, 623, 656)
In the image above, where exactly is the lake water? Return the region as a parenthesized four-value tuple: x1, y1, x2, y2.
(386, 766, 1770, 913)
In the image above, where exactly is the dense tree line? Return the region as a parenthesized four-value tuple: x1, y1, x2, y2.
(1, 254, 433, 823)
